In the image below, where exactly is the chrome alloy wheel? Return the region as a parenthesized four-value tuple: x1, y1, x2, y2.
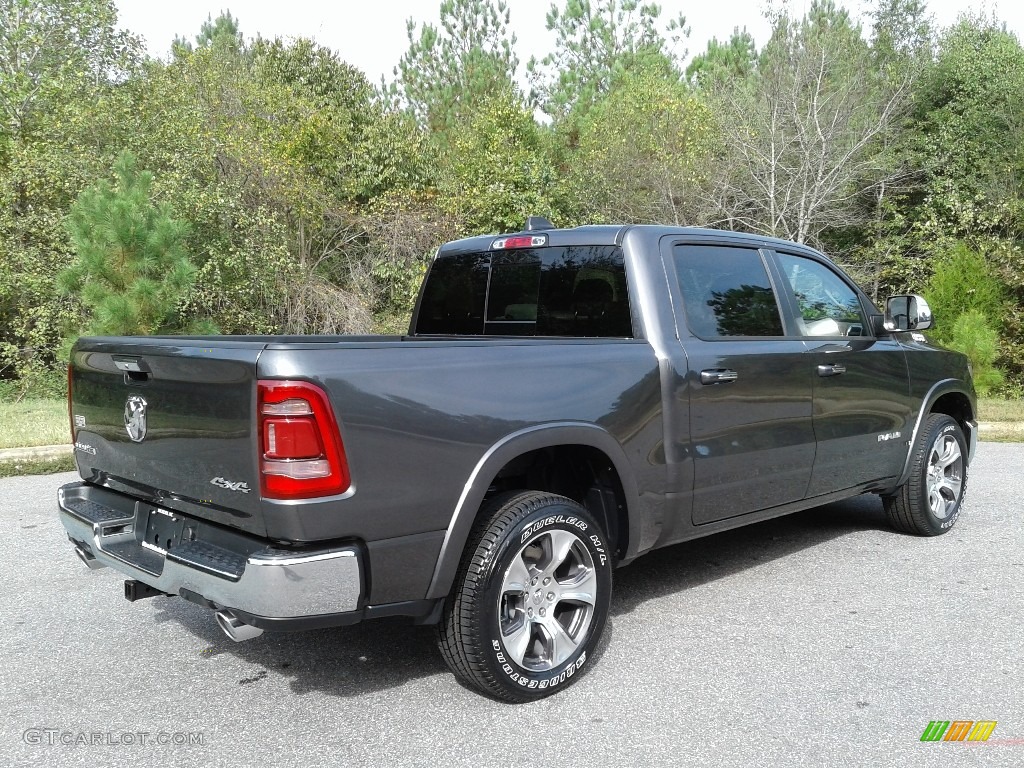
(497, 528, 597, 672)
(926, 432, 963, 519)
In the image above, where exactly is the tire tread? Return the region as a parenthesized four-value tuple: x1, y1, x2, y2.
(436, 491, 594, 702)
(883, 413, 967, 536)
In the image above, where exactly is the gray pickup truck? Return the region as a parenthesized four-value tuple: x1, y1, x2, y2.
(58, 222, 977, 701)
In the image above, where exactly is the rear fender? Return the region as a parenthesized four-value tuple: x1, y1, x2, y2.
(424, 422, 639, 601)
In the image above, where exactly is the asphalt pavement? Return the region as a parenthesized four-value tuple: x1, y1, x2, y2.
(1, 444, 1022, 767)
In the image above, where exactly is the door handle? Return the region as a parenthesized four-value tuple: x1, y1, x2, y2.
(700, 369, 739, 385)
(817, 363, 847, 377)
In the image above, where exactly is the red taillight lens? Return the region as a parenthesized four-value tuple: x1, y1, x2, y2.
(492, 234, 547, 250)
(257, 380, 351, 499)
(264, 419, 321, 459)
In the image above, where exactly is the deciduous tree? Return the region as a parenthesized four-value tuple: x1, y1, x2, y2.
(705, 1, 907, 246)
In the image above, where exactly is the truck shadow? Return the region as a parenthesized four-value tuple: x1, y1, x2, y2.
(151, 494, 888, 698)
(611, 494, 889, 617)
(152, 599, 447, 697)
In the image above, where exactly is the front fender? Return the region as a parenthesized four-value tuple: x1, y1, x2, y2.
(891, 378, 978, 491)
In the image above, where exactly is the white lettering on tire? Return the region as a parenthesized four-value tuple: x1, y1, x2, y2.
(521, 515, 588, 543)
(491, 638, 588, 690)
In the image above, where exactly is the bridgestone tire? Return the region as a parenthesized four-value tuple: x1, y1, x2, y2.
(437, 491, 613, 702)
(883, 414, 968, 536)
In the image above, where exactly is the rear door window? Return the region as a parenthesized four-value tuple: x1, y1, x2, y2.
(672, 245, 785, 337)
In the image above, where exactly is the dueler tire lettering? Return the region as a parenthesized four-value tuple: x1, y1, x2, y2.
(437, 491, 612, 702)
(883, 413, 968, 536)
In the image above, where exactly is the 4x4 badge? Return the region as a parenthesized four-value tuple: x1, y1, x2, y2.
(124, 395, 148, 442)
(211, 477, 251, 494)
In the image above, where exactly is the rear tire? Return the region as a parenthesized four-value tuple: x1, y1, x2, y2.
(437, 491, 612, 702)
(883, 413, 968, 536)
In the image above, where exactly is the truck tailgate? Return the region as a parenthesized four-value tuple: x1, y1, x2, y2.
(70, 338, 268, 536)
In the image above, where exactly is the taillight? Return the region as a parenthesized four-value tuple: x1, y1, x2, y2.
(257, 380, 351, 499)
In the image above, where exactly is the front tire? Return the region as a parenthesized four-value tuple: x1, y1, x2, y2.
(883, 413, 968, 536)
(437, 491, 612, 702)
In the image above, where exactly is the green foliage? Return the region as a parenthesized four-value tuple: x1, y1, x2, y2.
(60, 152, 202, 336)
(923, 242, 1004, 343)
(0, 367, 67, 402)
(174, 9, 243, 55)
(909, 17, 1024, 242)
(870, 0, 933, 75)
(686, 27, 757, 86)
(566, 62, 713, 223)
(0, 0, 141, 135)
(252, 37, 430, 204)
(253, 37, 372, 112)
(0, 0, 143, 383)
(4, 0, 1024, 396)
(393, 0, 520, 135)
(949, 310, 1003, 395)
(438, 89, 558, 233)
(530, 0, 687, 118)
(197, 10, 243, 49)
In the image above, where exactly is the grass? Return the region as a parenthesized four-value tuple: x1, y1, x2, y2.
(0, 398, 70, 449)
(978, 396, 1024, 423)
(976, 397, 1024, 441)
(0, 455, 75, 478)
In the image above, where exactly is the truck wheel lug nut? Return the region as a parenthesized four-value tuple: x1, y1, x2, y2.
(547, 592, 554, 601)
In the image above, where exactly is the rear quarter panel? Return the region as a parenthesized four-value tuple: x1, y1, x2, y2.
(256, 339, 664, 547)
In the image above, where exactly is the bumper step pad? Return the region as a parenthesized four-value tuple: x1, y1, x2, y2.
(167, 541, 246, 581)
(63, 497, 134, 525)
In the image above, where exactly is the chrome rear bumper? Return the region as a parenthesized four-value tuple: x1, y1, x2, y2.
(58, 482, 362, 620)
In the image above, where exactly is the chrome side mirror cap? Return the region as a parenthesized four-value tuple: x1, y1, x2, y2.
(885, 294, 933, 331)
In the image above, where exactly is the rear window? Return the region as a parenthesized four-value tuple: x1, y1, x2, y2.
(414, 245, 632, 337)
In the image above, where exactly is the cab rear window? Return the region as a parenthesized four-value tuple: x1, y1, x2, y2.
(414, 246, 632, 337)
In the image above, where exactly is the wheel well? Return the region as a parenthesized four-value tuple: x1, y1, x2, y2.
(486, 445, 629, 560)
(930, 392, 973, 431)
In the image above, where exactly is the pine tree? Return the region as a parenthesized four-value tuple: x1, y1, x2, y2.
(60, 152, 201, 336)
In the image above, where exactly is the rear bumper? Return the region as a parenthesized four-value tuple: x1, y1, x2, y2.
(57, 482, 362, 620)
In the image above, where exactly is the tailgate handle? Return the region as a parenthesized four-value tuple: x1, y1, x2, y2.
(700, 369, 738, 385)
(113, 356, 151, 383)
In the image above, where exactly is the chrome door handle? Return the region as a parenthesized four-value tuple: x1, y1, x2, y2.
(700, 369, 739, 385)
(817, 364, 847, 377)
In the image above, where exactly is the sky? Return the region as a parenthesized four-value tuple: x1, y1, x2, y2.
(112, 0, 1024, 87)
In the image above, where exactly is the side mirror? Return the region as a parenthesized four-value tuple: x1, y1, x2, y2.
(885, 295, 933, 331)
